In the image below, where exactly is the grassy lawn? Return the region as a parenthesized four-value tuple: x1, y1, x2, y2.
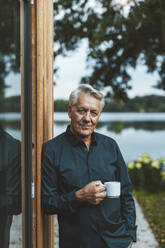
(134, 190, 165, 248)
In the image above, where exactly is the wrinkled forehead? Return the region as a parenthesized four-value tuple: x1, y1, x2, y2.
(75, 93, 101, 110)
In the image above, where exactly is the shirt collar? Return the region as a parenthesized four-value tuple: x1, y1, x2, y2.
(65, 125, 97, 147)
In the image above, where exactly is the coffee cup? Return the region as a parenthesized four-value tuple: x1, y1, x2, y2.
(103, 181, 121, 198)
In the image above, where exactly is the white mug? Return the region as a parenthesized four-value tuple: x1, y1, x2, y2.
(103, 181, 121, 198)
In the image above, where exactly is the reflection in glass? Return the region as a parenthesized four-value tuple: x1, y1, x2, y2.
(0, 0, 21, 247)
(106, 121, 165, 133)
(0, 126, 21, 248)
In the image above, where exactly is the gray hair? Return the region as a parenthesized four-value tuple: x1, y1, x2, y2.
(69, 84, 105, 111)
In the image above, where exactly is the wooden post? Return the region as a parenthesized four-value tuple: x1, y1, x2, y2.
(36, 1, 54, 247)
(21, 0, 54, 247)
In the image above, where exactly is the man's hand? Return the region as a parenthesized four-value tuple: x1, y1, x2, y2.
(75, 180, 106, 205)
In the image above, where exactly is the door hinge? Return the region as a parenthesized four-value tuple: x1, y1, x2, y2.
(32, 182, 35, 198)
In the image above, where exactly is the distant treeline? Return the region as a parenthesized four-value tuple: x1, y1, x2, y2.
(0, 95, 21, 113)
(0, 94, 164, 112)
(54, 95, 165, 112)
(103, 95, 165, 112)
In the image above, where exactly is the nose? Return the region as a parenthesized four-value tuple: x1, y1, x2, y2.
(83, 111, 91, 122)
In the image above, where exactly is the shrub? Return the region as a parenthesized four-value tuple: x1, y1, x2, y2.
(161, 171, 165, 190)
(127, 154, 165, 193)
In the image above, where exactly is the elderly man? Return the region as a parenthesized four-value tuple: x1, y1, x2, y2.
(42, 84, 137, 248)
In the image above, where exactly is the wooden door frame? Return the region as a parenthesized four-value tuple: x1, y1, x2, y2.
(21, 1, 54, 247)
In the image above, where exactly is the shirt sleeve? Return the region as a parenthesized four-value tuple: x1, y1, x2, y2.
(6, 140, 21, 215)
(41, 142, 81, 216)
(0, 137, 21, 215)
(116, 142, 137, 242)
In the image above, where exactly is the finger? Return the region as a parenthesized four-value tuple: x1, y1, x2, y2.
(91, 199, 103, 205)
(95, 191, 106, 198)
(94, 180, 102, 186)
(96, 185, 106, 192)
(94, 198, 104, 204)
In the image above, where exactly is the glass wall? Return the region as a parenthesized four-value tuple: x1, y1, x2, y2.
(0, 1, 22, 247)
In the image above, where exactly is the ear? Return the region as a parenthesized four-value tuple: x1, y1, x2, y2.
(68, 105, 72, 119)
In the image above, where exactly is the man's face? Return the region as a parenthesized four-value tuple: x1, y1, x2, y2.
(68, 93, 101, 139)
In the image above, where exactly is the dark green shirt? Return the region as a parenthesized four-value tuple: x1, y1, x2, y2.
(42, 126, 137, 248)
(0, 128, 21, 215)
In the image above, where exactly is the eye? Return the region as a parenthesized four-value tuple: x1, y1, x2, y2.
(78, 109, 86, 114)
(91, 111, 98, 117)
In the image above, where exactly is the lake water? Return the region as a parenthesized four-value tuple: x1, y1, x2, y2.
(1, 112, 165, 163)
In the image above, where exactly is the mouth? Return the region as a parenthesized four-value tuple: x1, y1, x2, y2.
(80, 125, 91, 130)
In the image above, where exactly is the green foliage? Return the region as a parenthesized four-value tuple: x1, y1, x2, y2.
(126, 0, 165, 90)
(55, 0, 165, 99)
(1, 0, 165, 101)
(1, 94, 164, 113)
(162, 171, 165, 189)
(103, 95, 165, 112)
(0, 95, 20, 113)
(134, 190, 165, 247)
(53, 94, 165, 113)
(55, 95, 165, 113)
(54, 95, 165, 113)
(128, 154, 165, 193)
(54, 99, 69, 112)
(108, 121, 165, 133)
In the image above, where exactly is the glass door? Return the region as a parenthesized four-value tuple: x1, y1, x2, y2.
(0, 1, 54, 247)
(0, 1, 22, 247)
(20, 1, 54, 247)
